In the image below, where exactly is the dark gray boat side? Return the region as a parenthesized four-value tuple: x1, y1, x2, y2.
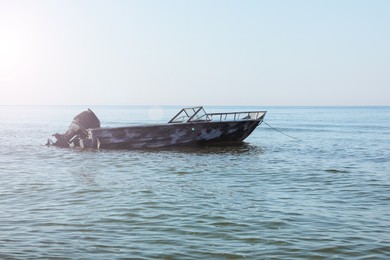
(48, 107, 266, 149)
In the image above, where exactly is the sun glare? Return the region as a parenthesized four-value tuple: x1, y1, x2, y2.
(0, 10, 43, 104)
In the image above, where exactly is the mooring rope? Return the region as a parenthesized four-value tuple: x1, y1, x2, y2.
(263, 121, 302, 141)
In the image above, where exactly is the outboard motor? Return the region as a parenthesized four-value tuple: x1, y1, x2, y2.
(48, 109, 100, 147)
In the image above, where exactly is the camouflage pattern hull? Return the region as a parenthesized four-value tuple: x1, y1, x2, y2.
(81, 120, 262, 149)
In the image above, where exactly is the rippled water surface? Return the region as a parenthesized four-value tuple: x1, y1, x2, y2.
(0, 106, 389, 259)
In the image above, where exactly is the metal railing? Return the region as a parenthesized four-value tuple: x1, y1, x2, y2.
(169, 107, 266, 123)
(199, 111, 266, 122)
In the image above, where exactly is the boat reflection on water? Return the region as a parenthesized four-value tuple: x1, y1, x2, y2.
(143, 142, 265, 156)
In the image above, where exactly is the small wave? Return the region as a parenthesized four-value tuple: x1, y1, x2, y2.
(324, 169, 350, 173)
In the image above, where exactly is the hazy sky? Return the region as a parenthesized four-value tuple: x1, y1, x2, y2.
(1, 0, 389, 106)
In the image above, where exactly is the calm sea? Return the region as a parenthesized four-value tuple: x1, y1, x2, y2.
(0, 106, 389, 259)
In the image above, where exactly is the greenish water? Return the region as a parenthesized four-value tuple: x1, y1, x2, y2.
(0, 106, 389, 259)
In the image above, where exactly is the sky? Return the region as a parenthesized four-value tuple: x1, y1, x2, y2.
(0, 0, 389, 106)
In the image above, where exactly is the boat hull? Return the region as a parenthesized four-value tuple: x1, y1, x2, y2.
(83, 120, 262, 149)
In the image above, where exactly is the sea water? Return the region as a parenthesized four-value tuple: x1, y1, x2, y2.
(0, 106, 389, 259)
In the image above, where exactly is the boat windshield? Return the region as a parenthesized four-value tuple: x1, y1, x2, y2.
(168, 107, 210, 123)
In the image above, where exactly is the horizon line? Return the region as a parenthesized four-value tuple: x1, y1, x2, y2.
(0, 104, 389, 108)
